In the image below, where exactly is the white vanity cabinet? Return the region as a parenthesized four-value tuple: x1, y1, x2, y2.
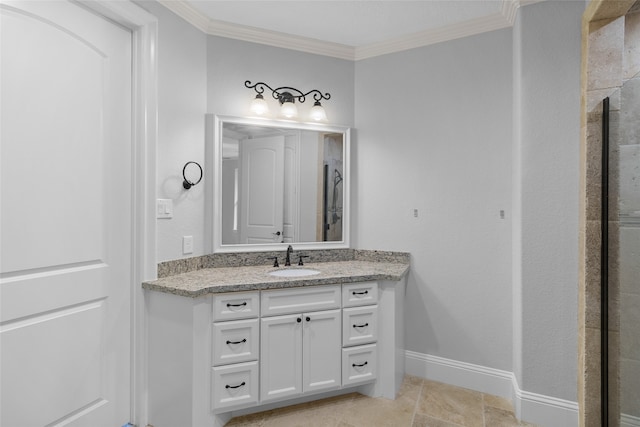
(146, 279, 406, 427)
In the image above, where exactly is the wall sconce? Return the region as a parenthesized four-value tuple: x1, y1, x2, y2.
(182, 161, 203, 190)
(245, 80, 331, 121)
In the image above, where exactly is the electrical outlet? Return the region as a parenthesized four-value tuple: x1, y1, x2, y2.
(183, 236, 193, 254)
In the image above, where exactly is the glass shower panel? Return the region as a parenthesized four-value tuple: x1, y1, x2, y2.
(616, 74, 640, 427)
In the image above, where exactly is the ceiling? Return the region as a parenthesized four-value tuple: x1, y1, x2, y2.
(158, 0, 542, 60)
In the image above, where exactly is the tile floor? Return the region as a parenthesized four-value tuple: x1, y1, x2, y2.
(225, 376, 538, 427)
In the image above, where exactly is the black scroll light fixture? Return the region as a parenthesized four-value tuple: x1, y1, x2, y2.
(182, 161, 203, 190)
(245, 80, 331, 122)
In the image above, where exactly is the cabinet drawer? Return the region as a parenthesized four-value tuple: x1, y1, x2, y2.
(213, 318, 259, 366)
(342, 305, 378, 346)
(211, 361, 259, 412)
(213, 292, 259, 321)
(342, 344, 377, 386)
(342, 282, 378, 307)
(261, 285, 341, 317)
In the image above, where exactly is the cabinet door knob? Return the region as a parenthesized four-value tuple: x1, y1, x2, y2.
(296, 317, 302, 323)
(225, 381, 246, 389)
(306, 316, 311, 322)
(352, 361, 368, 367)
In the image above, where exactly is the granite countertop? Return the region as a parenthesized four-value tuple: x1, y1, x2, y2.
(142, 260, 410, 298)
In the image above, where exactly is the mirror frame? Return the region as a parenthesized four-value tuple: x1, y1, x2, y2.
(212, 115, 351, 253)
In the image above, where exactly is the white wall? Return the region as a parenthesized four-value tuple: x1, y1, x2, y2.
(135, 1, 208, 262)
(206, 36, 355, 125)
(354, 28, 514, 371)
(513, 1, 583, 401)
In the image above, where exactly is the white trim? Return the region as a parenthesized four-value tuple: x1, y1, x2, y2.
(157, 0, 354, 60)
(405, 350, 579, 427)
(207, 18, 354, 61)
(354, 12, 510, 60)
(502, 0, 547, 24)
(157, 0, 209, 33)
(156, 0, 545, 60)
(405, 350, 513, 399)
(129, 11, 158, 427)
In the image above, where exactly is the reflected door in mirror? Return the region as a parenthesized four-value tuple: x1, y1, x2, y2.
(240, 136, 285, 244)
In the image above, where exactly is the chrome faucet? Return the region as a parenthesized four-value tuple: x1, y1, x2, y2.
(285, 245, 293, 266)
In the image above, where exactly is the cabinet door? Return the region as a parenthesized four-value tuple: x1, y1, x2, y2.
(303, 309, 342, 393)
(260, 313, 303, 402)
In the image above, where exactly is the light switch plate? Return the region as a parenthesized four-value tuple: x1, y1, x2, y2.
(157, 199, 173, 219)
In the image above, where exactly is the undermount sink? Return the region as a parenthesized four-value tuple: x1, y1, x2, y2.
(269, 268, 320, 278)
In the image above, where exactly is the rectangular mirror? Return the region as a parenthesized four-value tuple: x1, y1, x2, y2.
(212, 115, 350, 253)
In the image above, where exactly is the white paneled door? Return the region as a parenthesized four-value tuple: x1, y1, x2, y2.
(1, 1, 132, 426)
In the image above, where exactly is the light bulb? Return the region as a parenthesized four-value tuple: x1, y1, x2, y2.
(309, 101, 327, 122)
(250, 94, 269, 116)
(280, 101, 298, 119)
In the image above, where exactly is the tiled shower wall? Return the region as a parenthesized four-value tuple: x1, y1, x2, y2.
(582, 2, 640, 426)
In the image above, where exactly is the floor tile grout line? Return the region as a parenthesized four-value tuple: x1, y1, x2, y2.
(411, 377, 467, 427)
(409, 377, 424, 426)
(481, 393, 486, 427)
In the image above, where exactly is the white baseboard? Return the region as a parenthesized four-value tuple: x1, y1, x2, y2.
(405, 350, 579, 427)
(622, 413, 640, 427)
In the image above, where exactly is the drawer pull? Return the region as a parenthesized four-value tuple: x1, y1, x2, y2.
(353, 322, 369, 328)
(226, 338, 247, 345)
(352, 361, 368, 367)
(352, 290, 368, 296)
(226, 302, 247, 308)
(225, 381, 246, 389)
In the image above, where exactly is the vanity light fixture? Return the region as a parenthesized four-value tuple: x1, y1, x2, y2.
(245, 80, 330, 121)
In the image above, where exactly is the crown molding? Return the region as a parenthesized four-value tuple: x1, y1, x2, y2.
(502, 0, 521, 24)
(206, 18, 355, 61)
(354, 11, 511, 60)
(157, 0, 209, 33)
(157, 0, 544, 61)
(502, 0, 547, 25)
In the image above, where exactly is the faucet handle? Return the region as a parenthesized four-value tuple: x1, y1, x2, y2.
(298, 255, 309, 266)
(268, 256, 279, 267)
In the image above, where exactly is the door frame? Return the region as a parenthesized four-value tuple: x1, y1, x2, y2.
(78, 1, 158, 424)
